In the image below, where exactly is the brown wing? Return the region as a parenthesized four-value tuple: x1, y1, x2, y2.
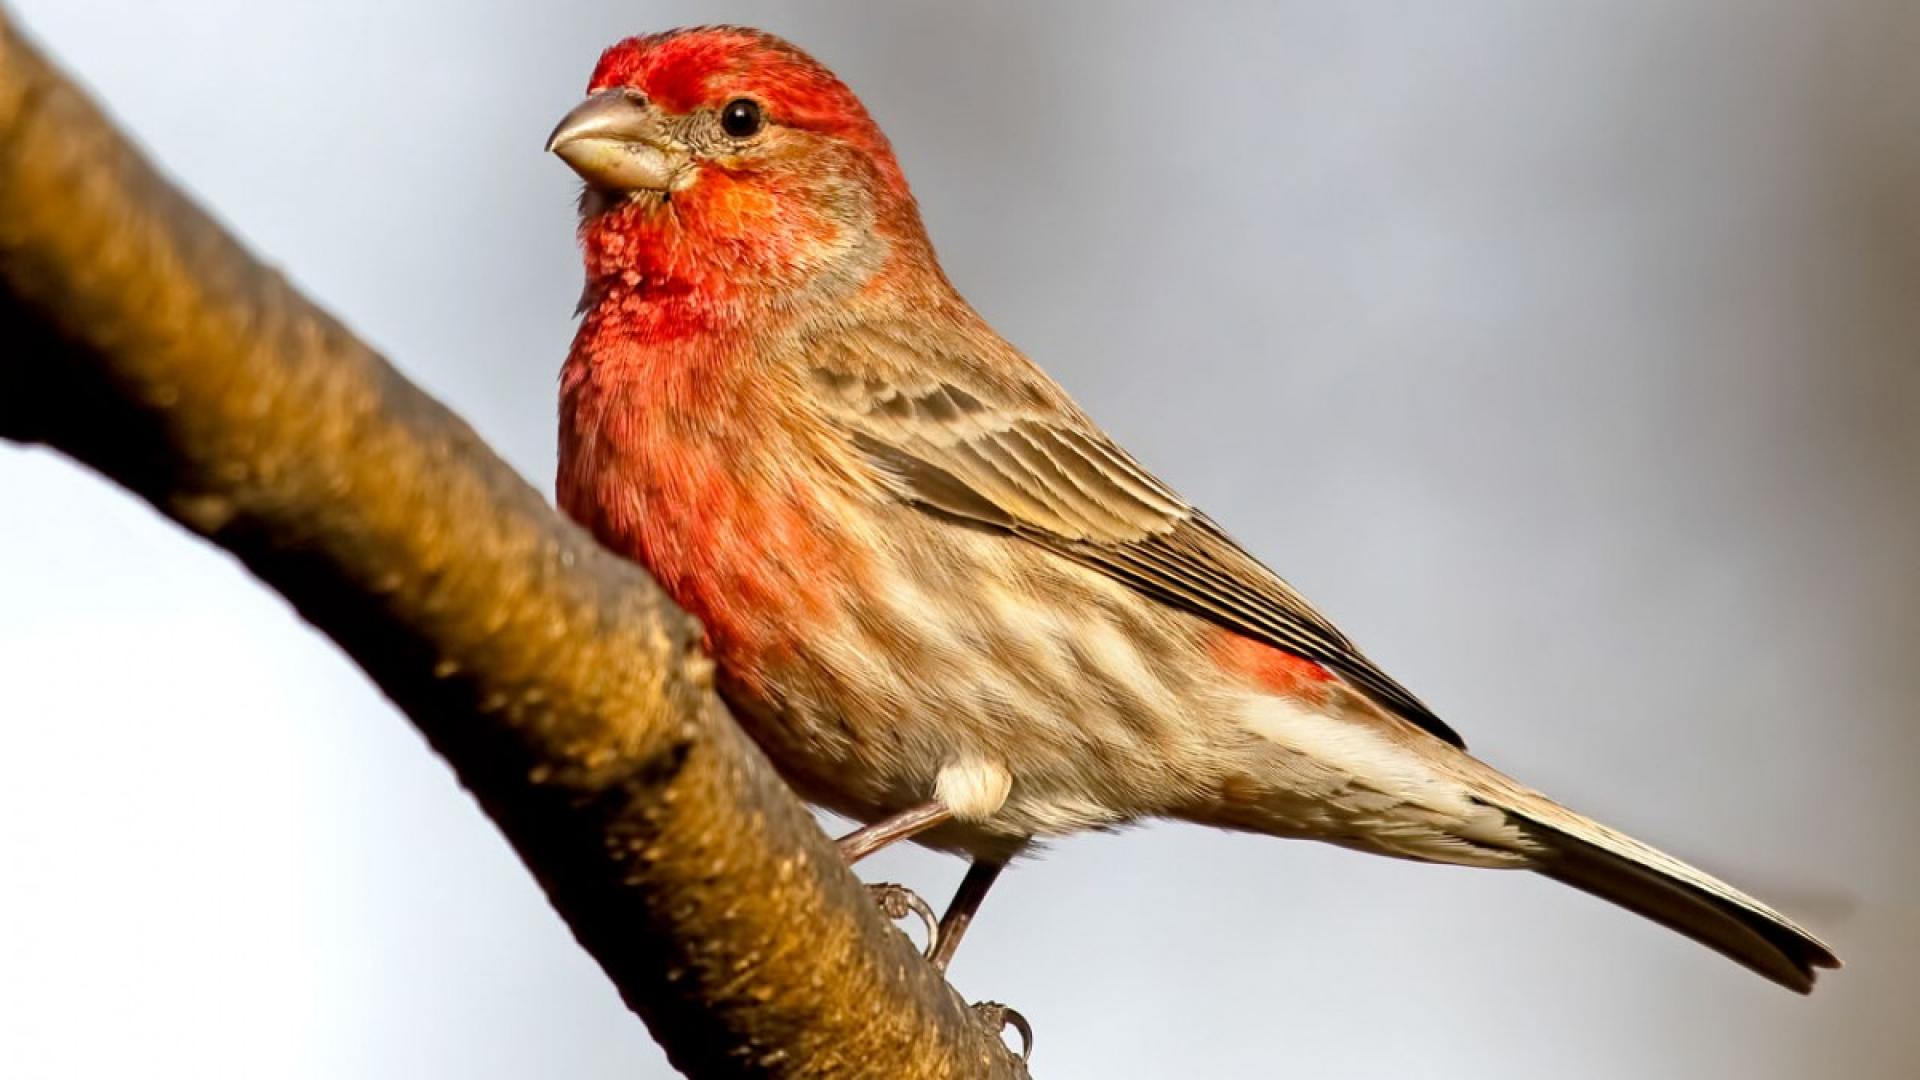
(803, 323, 1464, 748)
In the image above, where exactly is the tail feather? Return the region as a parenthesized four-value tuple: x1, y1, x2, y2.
(1495, 799, 1840, 993)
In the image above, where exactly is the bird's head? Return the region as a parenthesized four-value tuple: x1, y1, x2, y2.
(550, 27, 928, 311)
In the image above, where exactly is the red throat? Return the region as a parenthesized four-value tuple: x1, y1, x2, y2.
(575, 168, 871, 337)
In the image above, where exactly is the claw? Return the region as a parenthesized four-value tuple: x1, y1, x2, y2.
(972, 1000, 1033, 1061)
(866, 882, 941, 958)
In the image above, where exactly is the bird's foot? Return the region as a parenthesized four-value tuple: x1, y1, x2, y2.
(865, 882, 940, 959)
(867, 884, 1030, 1060)
(972, 1000, 1033, 1062)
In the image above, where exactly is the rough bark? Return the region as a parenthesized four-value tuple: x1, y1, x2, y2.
(0, 13, 1026, 1078)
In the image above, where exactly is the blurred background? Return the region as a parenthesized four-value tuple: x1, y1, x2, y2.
(3, 1, 1916, 1076)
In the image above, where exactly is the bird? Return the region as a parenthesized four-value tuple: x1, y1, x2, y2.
(546, 25, 1838, 992)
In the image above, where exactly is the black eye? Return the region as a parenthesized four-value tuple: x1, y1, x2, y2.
(720, 98, 764, 138)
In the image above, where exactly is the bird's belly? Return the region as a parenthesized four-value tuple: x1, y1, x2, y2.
(727, 519, 1263, 851)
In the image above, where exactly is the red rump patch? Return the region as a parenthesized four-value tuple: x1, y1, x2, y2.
(1210, 632, 1336, 700)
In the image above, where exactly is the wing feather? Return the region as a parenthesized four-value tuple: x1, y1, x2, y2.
(803, 325, 1464, 748)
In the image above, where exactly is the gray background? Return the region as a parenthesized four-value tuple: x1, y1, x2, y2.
(3, 2, 1915, 1077)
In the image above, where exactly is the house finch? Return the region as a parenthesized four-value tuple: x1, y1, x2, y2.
(548, 26, 1837, 991)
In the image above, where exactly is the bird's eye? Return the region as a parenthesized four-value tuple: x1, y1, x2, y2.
(720, 98, 764, 138)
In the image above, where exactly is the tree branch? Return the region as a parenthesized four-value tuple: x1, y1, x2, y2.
(0, 13, 1025, 1078)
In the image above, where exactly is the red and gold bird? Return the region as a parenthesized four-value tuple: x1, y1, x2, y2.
(548, 26, 1837, 990)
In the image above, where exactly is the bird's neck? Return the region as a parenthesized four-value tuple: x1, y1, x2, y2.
(572, 169, 941, 339)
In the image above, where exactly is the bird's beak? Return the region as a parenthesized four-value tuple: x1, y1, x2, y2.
(546, 89, 688, 192)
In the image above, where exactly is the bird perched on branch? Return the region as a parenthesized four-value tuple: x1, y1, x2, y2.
(548, 25, 1837, 991)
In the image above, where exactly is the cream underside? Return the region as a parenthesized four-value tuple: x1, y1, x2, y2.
(918, 665, 1529, 866)
(816, 538, 1530, 865)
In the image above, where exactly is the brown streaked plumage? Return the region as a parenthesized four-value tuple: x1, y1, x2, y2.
(550, 25, 1839, 991)
(803, 315, 1462, 746)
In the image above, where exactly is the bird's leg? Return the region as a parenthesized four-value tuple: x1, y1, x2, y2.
(930, 858, 1029, 1059)
(836, 799, 952, 864)
(839, 809, 1029, 1053)
(928, 856, 1006, 971)
(836, 800, 955, 956)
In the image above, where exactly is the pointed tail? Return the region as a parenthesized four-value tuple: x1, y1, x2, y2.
(1492, 795, 1840, 992)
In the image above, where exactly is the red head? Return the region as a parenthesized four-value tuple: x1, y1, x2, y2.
(548, 27, 931, 322)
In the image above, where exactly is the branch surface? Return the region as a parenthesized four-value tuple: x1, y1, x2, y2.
(0, 14, 1025, 1078)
